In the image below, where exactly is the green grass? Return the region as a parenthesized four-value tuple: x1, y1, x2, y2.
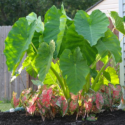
(0, 103, 12, 112)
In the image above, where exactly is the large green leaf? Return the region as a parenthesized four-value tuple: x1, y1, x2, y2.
(43, 6, 67, 57)
(74, 10, 109, 46)
(26, 12, 44, 32)
(60, 47, 90, 94)
(110, 11, 125, 35)
(95, 29, 122, 63)
(103, 66, 119, 86)
(35, 41, 55, 82)
(59, 23, 97, 66)
(4, 18, 36, 74)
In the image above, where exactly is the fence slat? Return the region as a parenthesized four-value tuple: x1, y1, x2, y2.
(0, 27, 4, 100)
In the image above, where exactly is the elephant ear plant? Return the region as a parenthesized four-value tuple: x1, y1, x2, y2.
(4, 4, 123, 119)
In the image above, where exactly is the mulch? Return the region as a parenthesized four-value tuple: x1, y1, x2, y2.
(0, 110, 125, 125)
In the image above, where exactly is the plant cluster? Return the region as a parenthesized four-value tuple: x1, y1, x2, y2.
(4, 4, 124, 120)
(12, 84, 122, 120)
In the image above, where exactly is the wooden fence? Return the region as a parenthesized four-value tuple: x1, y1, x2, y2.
(0, 26, 27, 100)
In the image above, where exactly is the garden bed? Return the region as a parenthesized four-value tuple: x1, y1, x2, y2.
(0, 110, 125, 125)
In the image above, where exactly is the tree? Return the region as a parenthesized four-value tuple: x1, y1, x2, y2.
(0, 0, 99, 25)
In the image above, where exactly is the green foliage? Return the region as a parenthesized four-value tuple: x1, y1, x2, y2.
(110, 11, 125, 35)
(103, 71, 111, 82)
(22, 45, 37, 78)
(103, 67, 119, 86)
(35, 41, 55, 82)
(26, 12, 44, 33)
(74, 10, 109, 46)
(95, 29, 121, 63)
(4, 5, 122, 98)
(60, 47, 89, 94)
(4, 18, 36, 75)
(44, 62, 60, 86)
(43, 5, 67, 57)
(59, 23, 98, 65)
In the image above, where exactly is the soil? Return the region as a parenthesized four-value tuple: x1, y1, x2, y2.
(0, 110, 125, 125)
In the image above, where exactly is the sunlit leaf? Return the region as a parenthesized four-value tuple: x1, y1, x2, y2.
(4, 18, 36, 75)
(103, 66, 119, 86)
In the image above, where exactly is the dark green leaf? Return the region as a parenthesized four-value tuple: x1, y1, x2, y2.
(43, 6, 67, 57)
(60, 47, 90, 94)
(59, 23, 97, 65)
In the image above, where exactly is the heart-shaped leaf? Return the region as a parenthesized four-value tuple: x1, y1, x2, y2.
(74, 10, 109, 46)
(60, 47, 90, 94)
(4, 18, 36, 75)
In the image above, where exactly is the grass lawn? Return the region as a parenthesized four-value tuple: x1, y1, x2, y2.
(0, 103, 12, 112)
